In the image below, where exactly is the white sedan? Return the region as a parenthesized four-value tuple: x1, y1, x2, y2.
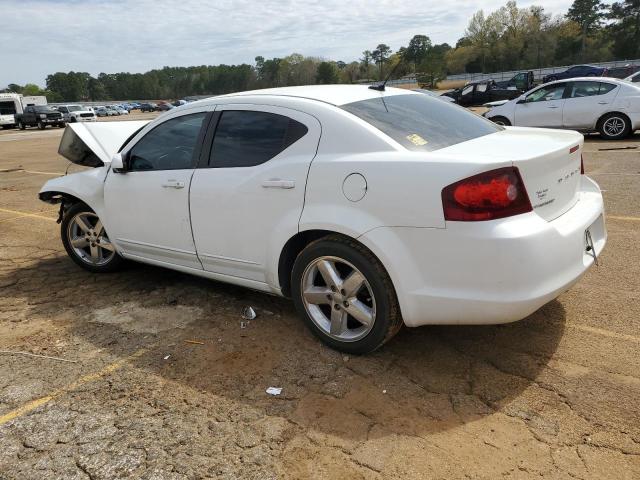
(39, 86, 606, 353)
(484, 77, 640, 139)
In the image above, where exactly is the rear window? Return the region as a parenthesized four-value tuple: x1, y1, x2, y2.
(341, 94, 501, 152)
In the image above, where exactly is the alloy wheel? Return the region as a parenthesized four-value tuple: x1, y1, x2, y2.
(300, 256, 376, 342)
(603, 116, 626, 137)
(67, 212, 115, 266)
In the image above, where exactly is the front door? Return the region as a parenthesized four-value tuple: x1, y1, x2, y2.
(189, 105, 321, 286)
(515, 82, 568, 128)
(104, 110, 209, 269)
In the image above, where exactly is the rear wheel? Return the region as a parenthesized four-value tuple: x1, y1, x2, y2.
(18, 121, 25, 130)
(61, 203, 125, 273)
(598, 113, 631, 140)
(291, 235, 402, 354)
(490, 116, 511, 126)
(37, 121, 45, 130)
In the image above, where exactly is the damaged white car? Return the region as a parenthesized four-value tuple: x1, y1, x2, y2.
(39, 85, 606, 353)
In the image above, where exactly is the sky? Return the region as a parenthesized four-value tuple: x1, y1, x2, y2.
(0, 0, 575, 88)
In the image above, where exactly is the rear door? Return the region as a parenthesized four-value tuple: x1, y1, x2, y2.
(562, 81, 619, 129)
(514, 82, 568, 127)
(103, 109, 209, 268)
(190, 104, 321, 285)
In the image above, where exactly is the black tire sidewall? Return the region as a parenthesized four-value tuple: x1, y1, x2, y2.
(599, 114, 630, 140)
(61, 203, 124, 273)
(291, 239, 394, 354)
(490, 116, 511, 126)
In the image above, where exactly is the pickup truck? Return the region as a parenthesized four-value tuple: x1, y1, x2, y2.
(442, 79, 524, 107)
(15, 105, 65, 130)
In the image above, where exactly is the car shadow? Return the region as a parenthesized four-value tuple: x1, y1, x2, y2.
(2, 254, 566, 443)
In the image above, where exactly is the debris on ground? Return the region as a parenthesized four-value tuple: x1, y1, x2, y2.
(163, 355, 171, 360)
(241, 306, 257, 320)
(184, 339, 205, 345)
(0, 350, 77, 363)
(265, 387, 282, 396)
(598, 145, 637, 151)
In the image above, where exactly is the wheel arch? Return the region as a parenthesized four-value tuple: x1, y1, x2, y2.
(277, 229, 393, 299)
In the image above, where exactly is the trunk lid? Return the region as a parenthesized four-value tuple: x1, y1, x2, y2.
(440, 126, 583, 222)
(58, 121, 149, 167)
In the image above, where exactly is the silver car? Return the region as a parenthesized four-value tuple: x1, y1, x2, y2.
(484, 77, 640, 140)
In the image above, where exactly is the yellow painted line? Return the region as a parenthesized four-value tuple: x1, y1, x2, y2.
(0, 207, 56, 222)
(0, 348, 148, 426)
(607, 215, 640, 222)
(571, 325, 640, 344)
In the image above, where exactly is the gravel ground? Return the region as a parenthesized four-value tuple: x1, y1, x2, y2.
(0, 119, 639, 479)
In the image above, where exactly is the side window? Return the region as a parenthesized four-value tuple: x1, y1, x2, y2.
(26, 107, 33, 113)
(209, 110, 308, 168)
(526, 84, 566, 102)
(598, 83, 617, 95)
(128, 112, 206, 171)
(567, 81, 600, 98)
(476, 83, 488, 93)
(461, 85, 474, 96)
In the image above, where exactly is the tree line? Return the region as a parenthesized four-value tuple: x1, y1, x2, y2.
(3, 0, 638, 102)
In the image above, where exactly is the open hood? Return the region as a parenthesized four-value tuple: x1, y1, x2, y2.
(58, 121, 149, 167)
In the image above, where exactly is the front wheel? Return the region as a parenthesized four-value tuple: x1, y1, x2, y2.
(61, 203, 125, 273)
(291, 235, 402, 354)
(490, 116, 511, 126)
(37, 121, 45, 130)
(598, 113, 631, 140)
(18, 121, 25, 130)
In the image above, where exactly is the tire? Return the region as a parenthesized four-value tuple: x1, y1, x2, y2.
(61, 203, 125, 273)
(547, 76, 557, 82)
(70, 117, 77, 123)
(291, 235, 402, 354)
(58, 123, 65, 128)
(598, 113, 631, 140)
(37, 121, 45, 130)
(490, 116, 511, 126)
(18, 121, 25, 130)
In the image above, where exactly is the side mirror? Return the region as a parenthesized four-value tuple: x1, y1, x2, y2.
(111, 153, 126, 173)
(516, 96, 526, 104)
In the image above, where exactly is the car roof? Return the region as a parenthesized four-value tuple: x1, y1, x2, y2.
(544, 77, 624, 85)
(215, 84, 416, 106)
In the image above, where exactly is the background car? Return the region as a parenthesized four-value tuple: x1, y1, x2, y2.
(543, 65, 608, 83)
(441, 79, 523, 107)
(40, 85, 605, 354)
(157, 102, 174, 111)
(140, 103, 157, 112)
(484, 77, 640, 139)
(624, 71, 640, 83)
(57, 104, 97, 123)
(94, 106, 110, 117)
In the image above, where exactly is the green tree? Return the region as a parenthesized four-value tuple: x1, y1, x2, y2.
(316, 61, 339, 84)
(608, 0, 640, 59)
(21, 84, 43, 95)
(567, 0, 605, 60)
(405, 35, 432, 71)
(371, 44, 392, 79)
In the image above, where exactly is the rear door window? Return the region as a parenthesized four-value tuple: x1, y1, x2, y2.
(209, 110, 308, 168)
(598, 82, 618, 95)
(567, 82, 600, 98)
(340, 93, 501, 152)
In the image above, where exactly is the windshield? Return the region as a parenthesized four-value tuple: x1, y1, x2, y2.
(68, 105, 83, 112)
(34, 106, 57, 113)
(340, 93, 501, 152)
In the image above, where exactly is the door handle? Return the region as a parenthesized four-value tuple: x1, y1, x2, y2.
(547, 105, 559, 109)
(261, 179, 295, 189)
(597, 101, 608, 105)
(161, 180, 185, 189)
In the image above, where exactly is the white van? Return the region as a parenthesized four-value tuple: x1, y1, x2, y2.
(0, 94, 47, 129)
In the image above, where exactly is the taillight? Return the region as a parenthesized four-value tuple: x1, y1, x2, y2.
(442, 167, 532, 221)
(580, 154, 585, 174)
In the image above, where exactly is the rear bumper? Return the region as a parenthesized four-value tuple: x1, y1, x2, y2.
(360, 176, 606, 327)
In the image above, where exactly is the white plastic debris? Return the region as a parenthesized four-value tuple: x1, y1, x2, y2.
(242, 306, 257, 320)
(266, 387, 282, 396)
(240, 321, 247, 329)
(163, 355, 171, 360)
(382, 389, 387, 394)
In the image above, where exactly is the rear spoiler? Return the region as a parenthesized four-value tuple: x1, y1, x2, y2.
(58, 121, 149, 167)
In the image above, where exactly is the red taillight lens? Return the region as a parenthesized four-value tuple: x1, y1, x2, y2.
(580, 154, 584, 174)
(442, 167, 532, 221)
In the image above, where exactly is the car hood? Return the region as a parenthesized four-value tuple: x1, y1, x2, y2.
(58, 121, 149, 166)
(70, 110, 94, 115)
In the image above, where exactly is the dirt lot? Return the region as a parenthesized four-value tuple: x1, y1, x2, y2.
(0, 115, 639, 479)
